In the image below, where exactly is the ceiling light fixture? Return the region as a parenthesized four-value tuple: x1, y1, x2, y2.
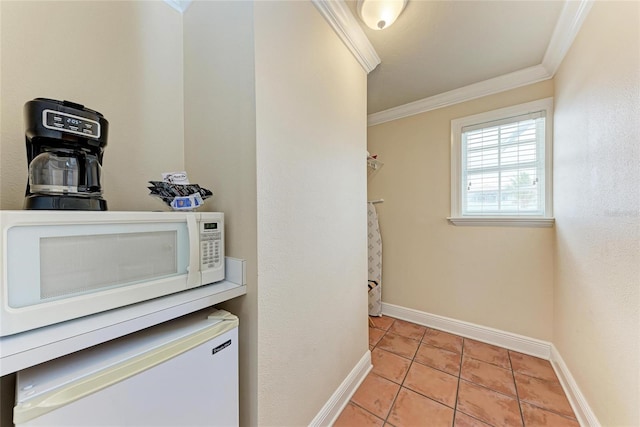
(357, 0, 408, 31)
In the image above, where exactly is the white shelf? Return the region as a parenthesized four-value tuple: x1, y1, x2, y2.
(0, 258, 247, 376)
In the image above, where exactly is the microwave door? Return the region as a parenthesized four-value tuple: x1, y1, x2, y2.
(2, 215, 194, 336)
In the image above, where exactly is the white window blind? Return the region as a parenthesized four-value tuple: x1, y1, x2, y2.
(461, 111, 546, 216)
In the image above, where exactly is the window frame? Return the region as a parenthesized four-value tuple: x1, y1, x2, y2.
(449, 98, 555, 227)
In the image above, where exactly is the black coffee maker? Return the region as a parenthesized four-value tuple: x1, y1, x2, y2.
(24, 98, 109, 210)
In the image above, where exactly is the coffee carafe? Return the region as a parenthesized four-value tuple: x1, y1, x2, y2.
(23, 98, 109, 210)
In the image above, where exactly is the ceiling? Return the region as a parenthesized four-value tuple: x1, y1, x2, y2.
(344, 1, 565, 115)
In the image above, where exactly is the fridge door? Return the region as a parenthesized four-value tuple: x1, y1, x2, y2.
(14, 310, 239, 427)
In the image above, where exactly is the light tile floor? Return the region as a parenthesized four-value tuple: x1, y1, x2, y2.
(334, 316, 579, 427)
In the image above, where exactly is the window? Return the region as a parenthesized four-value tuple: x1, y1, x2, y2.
(449, 98, 554, 227)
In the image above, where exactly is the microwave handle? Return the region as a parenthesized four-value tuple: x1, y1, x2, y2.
(186, 215, 200, 288)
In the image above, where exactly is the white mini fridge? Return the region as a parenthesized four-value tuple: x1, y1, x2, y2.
(14, 310, 239, 427)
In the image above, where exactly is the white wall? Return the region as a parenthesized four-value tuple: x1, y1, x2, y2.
(553, 2, 640, 425)
(367, 81, 555, 340)
(253, 2, 369, 424)
(185, 1, 369, 424)
(183, 2, 258, 425)
(0, 1, 184, 211)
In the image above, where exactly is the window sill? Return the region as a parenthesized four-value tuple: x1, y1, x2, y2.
(447, 217, 555, 227)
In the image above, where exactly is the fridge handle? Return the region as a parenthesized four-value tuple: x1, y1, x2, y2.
(186, 215, 200, 288)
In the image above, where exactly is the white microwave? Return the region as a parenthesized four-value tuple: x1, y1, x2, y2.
(0, 211, 224, 336)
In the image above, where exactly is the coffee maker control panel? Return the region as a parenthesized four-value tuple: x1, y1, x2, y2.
(43, 110, 101, 139)
(200, 221, 222, 271)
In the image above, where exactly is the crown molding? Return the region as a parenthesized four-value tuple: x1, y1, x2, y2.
(368, 65, 552, 126)
(311, 0, 381, 74)
(542, 0, 594, 75)
(367, 0, 593, 127)
(163, 0, 193, 13)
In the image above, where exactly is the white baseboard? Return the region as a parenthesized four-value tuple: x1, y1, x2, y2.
(381, 303, 551, 359)
(309, 350, 372, 427)
(551, 345, 601, 427)
(381, 303, 601, 427)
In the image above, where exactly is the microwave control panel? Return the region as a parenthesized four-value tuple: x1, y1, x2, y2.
(200, 221, 222, 270)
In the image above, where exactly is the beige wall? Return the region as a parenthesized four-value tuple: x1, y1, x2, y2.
(553, 2, 640, 425)
(368, 81, 555, 341)
(183, 2, 258, 425)
(254, 2, 369, 425)
(0, 1, 184, 211)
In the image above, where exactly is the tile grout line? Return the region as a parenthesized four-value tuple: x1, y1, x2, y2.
(452, 337, 465, 427)
(509, 353, 580, 423)
(455, 339, 500, 427)
(510, 371, 580, 420)
(382, 321, 404, 425)
(515, 390, 581, 422)
(382, 323, 465, 423)
(411, 325, 464, 424)
(367, 323, 394, 425)
(361, 319, 390, 425)
(346, 400, 385, 424)
(508, 351, 526, 427)
(388, 356, 414, 424)
(410, 327, 463, 424)
(361, 317, 581, 427)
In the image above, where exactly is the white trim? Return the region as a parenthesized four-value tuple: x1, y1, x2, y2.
(381, 303, 601, 427)
(163, 0, 378, 71)
(551, 344, 602, 427)
(311, 0, 381, 74)
(542, 0, 595, 75)
(381, 303, 551, 359)
(309, 350, 372, 426)
(447, 217, 555, 228)
(366, 0, 593, 126)
(162, 0, 192, 13)
(450, 97, 554, 222)
(368, 65, 551, 126)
